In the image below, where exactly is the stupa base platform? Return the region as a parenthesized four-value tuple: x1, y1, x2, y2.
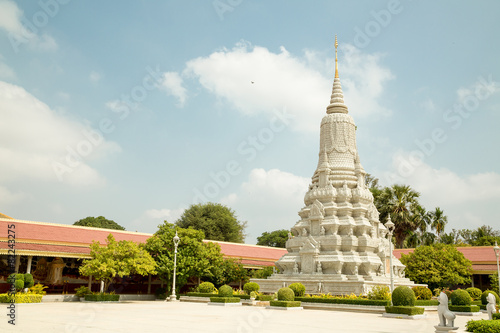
(251, 274, 420, 295)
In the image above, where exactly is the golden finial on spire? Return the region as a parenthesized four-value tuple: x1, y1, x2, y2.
(335, 35, 339, 78)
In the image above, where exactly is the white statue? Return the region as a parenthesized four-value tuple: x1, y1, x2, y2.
(437, 292, 456, 328)
(316, 262, 323, 274)
(293, 262, 299, 274)
(317, 282, 323, 293)
(288, 232, 292, 239)
(487, 293, 498, 320)
(320, 226, 326, 236)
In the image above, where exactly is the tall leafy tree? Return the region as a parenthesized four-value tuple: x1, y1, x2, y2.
(74, 216, 125, 230)
(79, 234, 156, 292)
(145, 222, 224, 294)
(400, 244, 472, 290)
(176, 203, 247, 243)
(430, 207, 447, 240)
(204, 258, 248, 288)
(256, 229, 289, 248)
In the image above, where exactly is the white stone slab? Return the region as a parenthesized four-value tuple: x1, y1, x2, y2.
(382, 313, 427, 320)
(266, 306, 303, 310)
(207, 302, 242, 306)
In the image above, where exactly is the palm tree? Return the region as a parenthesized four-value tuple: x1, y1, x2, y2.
(377, 184, 421, 248)
(430, 207, 447, 240)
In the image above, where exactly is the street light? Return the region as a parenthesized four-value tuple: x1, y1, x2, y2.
(494, 241, 500, 298)
(169, 231, 180, 302)
(385, 215, 395, 295)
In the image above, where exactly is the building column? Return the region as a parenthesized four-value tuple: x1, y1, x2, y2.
(26, 256, 33, 274)
(88, 275, 92, 290)
(14, 256, 20, 273)
(147, 274, 152, 294)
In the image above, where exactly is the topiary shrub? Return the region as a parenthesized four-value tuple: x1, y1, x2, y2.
(75, 286, 92, 298)
(198, 282, 216, 294)
(466, 319, 500, 333)
(466, 287, 482, 301)
(443, 288, 452, 298)
(249, 291, 258, 299)
(288, 283, 306, 297)
(368, 285, 391, 300)
(218, 285, 233, 298)
(482, 290, 500, 305)
(243, 282, 260, 295)
(451, 289, 472, 306)
(412, 286, 432, 300)
(392, 286, 416, 307)
(23, 273, 34, 289)
(277, 287, 295, 301)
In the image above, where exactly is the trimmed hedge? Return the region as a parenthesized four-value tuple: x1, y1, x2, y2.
(482, 290, 500, 305)
(218, 285, 233, 298)
(23, 274, 34, 289)
(270, 300, 301, 307)
(186, 292, 249, 299)
(415, 299, 439, 306)
(494, 313, 500, 320)
(288, 283, 306, 297)
(257, 295, 274, 301)
(466, 287, 483, 301)
(466, 319, 500, 333)
(277, 287, 295, 301)
(243, 282, 260, 295)
(84, 294, 120, 302)
(210, 297, 241, 303)
(198, 282, 215, 294)
(392, 286, 416, 307)
(385, 306, 425, 316)
(295, 297, 391, 306)
(451, 289, 472, 306)
(449, 305, 480, 312)
(0, 293, 43, 303)
(412, 286, 432, 300)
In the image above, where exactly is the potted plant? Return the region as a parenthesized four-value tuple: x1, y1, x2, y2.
(75, 286, 92, 301)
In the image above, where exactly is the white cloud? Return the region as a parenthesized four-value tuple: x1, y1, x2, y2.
(160, 72, 187, 107)
(89, 71, 101, 83)
(0, 0, 58, 52)
(385, 151, 500, 231)
(130, 207, 185, 233)
(182, 41, 394, 132)
(0, 55, 15, 80)
(0, 81, 120, 187)
(221, 168, 309, 243)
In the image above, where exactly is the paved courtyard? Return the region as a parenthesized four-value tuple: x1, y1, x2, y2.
(1, 301, 488, 332)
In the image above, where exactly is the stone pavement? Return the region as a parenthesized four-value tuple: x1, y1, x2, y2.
(1, 301, 487, 332)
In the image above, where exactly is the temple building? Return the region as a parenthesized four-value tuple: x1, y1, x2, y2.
(252, 37, 415, 295)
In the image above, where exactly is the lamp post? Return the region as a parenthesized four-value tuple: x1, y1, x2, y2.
(169, 231, 180, 302)
(385, 216, 395, 295)
(494, 241, 500, 296)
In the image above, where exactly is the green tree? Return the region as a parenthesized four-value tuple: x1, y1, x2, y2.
(400, 244, 472, 290)
(79, 234, 156, 292)
(74, 216, 125, 230)
(145, 222, 224, 295)
(205, 258, 248, 288)
(430, 207, 447, 239)
(256, 229, 289, 248)
(490, 274, 499, 295)
(176, 203, 246, 243)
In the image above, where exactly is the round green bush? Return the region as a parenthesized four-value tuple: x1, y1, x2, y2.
(277, 287, 295, 301)
(24, 273, 34, 289)
(466, 287, 482, 301)
(481, 290, 500, 305)
(288, 283, 306, 297)
(412, 286, 432, 300)
(198, 282, 216, 294)
(243, 282, 260, 295)
(392, 286, 416, 306)
(14, 279, 24, 291)
(218, 285, 233, 297)
(450, 289, 471, 306)
(249, 291, 258, 299)
(443, 289, 452, 298)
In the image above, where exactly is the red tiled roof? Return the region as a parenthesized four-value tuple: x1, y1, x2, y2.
(0, 218, 287, 266)
(394, 247, 498, 264)
(472, 264, 498, 272)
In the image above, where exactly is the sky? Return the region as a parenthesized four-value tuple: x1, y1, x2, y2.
(0, 0, 499, 244)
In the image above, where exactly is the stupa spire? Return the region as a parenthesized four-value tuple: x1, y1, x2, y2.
(326, 35, 348, 114)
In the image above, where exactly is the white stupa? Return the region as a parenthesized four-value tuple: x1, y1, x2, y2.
(253, 37, 416, 295)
